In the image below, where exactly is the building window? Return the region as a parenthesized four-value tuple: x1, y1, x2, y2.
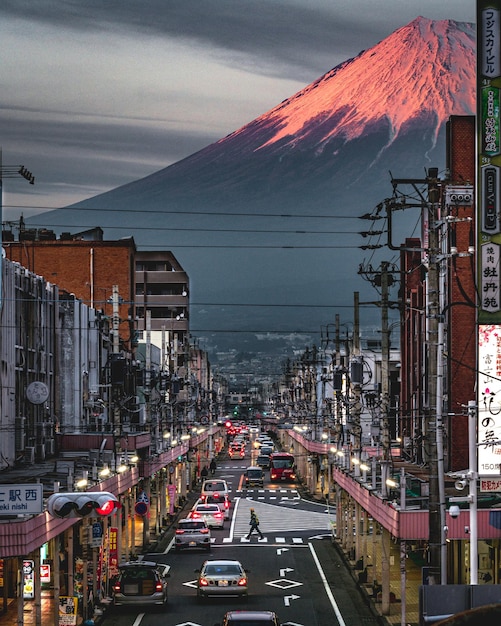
(136, 261, 173, 272)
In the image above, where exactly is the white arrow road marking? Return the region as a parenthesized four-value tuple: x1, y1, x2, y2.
(284, 594, 300, 606)
(280, 567, 294, 577)
(175, 623, 203, 626)
(182, 580, 198, 589)
(277, 547, 289, 555)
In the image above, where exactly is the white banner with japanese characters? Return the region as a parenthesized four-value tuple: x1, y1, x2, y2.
(478, 325, 501, 475)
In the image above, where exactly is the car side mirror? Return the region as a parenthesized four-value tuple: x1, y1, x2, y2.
(194, 568, 201, 573)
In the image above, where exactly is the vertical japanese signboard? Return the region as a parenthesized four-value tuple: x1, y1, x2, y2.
(478, 1, 501, 475)
(22, 560, 35, 600)
(59, 596, 78, 626)
(479, 1, 501, 319)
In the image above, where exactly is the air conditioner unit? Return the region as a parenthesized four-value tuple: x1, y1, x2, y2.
(36, 443, 46, 461)
(102, 450, 114, 465)
(445, 185, 474, 206)
(25, 447, 35, 464)
(15, 417, 26, 452)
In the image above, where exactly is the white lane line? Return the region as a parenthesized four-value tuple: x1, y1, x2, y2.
(308, 541, 347, 626)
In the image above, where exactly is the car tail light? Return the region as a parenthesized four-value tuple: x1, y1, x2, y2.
(191, 512, 201, 518)
(224, 500, 230, 508)
(155, 582, 163, 592)
(175, 529, 185, 534)
(112, 583, 121, 592)
(237, 577, 247, 586)
(215, 512, 223, 519)
(200, 528, 209, 534)
(213, 492, 220, 498)
(199, 577, 209, 587)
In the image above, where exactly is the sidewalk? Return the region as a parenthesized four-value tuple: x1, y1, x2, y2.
(0, 490, 199, 626)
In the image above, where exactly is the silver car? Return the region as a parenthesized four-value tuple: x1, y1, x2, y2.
(196, 559, 249, 601)
(174, 518, 212, 552)
(190, 503, 225, 528)
(112, 561, 170, 608)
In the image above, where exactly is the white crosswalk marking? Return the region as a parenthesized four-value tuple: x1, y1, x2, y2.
(231, 493, 333, 541)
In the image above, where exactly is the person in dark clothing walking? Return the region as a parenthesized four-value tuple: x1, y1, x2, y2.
(209, 458, 217, 475)
(245, 508, 263, 539)
(201, 465, 209, 480)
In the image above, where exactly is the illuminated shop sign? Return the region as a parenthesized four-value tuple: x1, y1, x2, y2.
(478, 325, 501, 475)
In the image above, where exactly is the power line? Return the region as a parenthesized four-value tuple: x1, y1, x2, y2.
(4, 204, 358, 220)
(16, 221, 364, 236)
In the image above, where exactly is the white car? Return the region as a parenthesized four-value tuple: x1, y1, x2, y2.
(189, 503, 225, 529)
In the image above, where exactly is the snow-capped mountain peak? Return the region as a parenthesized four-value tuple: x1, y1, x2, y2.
(244, 17, 476, 153)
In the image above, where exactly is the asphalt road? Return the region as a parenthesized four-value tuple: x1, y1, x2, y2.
(100, 451, 383, 626)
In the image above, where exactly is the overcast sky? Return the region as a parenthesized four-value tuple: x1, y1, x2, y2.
(0, 0, 475, 220)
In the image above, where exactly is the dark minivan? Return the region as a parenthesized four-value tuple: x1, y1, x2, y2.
(244, 466, 264, 487)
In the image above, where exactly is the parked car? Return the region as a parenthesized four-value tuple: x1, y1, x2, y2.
(199, 493, 231, 520)
(256, 454, 271, 470)
(112, 560, 170, 608)
(216, 611, 283, 626)
(189, 503, 225, 529)
(175, 518, 212, 552)
(244, 466, 264, 488)
(195, 559, 249, 601)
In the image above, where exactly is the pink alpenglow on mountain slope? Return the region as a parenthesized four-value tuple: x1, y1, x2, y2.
(242, 17, 476, 154)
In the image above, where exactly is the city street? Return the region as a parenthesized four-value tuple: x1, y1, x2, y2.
(100, 455, 382, 626)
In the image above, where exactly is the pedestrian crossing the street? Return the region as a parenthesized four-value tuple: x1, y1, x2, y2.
(220, 494, 334, 545)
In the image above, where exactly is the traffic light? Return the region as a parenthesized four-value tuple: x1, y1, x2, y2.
(47, 492, 120, 518)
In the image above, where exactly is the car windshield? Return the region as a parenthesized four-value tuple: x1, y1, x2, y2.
(203, 482, 226, 491)
(121, 569, 156, 582)
(180, 521, 205, 530)
(247, 470, 262, 477)
(227, 621, 275, 626)
(197, 506, 219, 513)
(272, 459, 294, 469)
(204, 564, 241, 575)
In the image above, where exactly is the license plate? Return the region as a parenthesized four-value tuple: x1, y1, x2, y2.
(218, 580, 228, 586)
(189, 541, 196, 546)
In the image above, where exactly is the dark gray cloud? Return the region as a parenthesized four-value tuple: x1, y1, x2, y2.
(0, 0, 474, 80)
(0, 109, 217, 215)
(0, 0, 475, 214)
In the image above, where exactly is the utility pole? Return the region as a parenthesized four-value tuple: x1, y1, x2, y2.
(380, 261, 391, 498)
(426, 168, 441, 584)
(351, 292, 362, 476)
(112, 284, 122, 467)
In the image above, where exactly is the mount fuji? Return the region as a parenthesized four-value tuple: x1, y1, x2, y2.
(30, 16, 476, 364)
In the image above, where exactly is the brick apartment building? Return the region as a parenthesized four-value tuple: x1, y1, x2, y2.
(399, 115, 476, 473)
(3, 226, 191, 352)
(3, 226, 137, 350)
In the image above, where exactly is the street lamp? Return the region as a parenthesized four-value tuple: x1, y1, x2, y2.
(0, 155, 35, 309)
